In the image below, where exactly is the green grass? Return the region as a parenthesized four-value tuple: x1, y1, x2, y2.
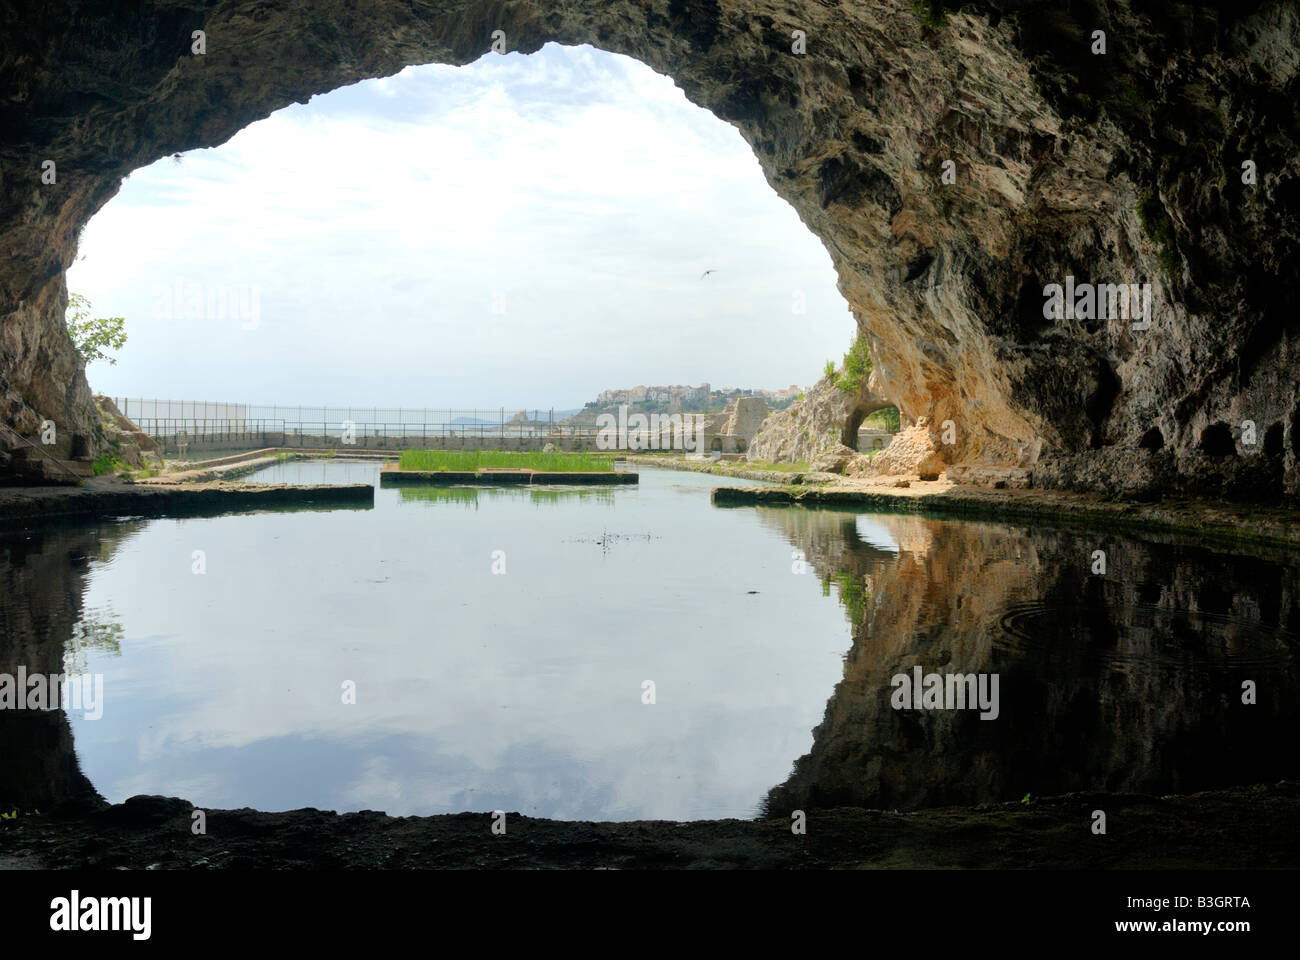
(743, 459, 811, 473)
(92, 454, 128, 476)
(397, 449, 615, 472)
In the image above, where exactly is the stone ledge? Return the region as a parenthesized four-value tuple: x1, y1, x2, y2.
(711, 481, 1300, 553)
(0, 481, 374, 526)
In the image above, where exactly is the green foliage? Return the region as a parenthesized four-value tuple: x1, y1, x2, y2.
(863, 406, 901, 432)
(397, 449, 614, 472)
(910, 0, 951, 29)
(66, 293, 127, 365)
(824, 359, 837, 382)
(824, 571, 870, 625)
(65, 612, 123, 674)
(837, 334, 873, 393)
(92, 454, 127, 475)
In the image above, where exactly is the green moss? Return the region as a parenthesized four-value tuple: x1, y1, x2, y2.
(910, 0, 950, 29)
(1136, 191, 1179, 276)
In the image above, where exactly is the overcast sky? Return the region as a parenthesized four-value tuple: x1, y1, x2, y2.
(67, 43, 852, 410)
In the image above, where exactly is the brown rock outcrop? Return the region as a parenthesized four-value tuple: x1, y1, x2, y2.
(748, 370, 893, 463)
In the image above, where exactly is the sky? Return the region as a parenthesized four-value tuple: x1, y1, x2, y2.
(66, 43, 853, 410)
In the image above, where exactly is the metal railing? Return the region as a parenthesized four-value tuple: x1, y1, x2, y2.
(278, 422, 597, 440)
(134, 418, 285, 438)
(117, 399, 574, 435)
(135, 418, 599, 441)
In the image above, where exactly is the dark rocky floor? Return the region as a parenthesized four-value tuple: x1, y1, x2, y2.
(2, 782, 1296, 870)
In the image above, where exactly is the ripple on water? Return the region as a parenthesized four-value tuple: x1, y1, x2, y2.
(997, 597, 1298, 669)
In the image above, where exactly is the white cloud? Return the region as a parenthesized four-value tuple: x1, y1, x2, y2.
(68, 44, 851, 408)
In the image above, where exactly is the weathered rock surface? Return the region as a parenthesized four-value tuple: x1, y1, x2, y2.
(1, 1, 1298, 499)
(864, 417, 949, 477)
(93, 395, 161, 468)
(754, 508, 1300, 813)
(716, 395, 771, 441)
(748, 370, 893, 463)
(810, 443, 859, 475)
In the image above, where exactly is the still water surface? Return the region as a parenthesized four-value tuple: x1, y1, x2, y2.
(2, 462, 1296, 819)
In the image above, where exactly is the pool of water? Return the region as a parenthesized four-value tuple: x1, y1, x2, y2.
(1, 461, 1297, 820)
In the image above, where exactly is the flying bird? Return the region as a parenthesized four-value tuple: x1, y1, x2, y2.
(700, 269, 717, 279)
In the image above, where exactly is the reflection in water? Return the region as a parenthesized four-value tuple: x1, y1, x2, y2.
(755, 507, 1300, 814)
(2, 466, 843, 821)
(397, 485, 617, 508)
(0, 520, 140, 810)
(3, 469, 1298, 820)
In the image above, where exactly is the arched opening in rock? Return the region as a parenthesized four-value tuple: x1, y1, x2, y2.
(846, 403, 899, 452)
(1138, 426, 1165, 451)
(5, 2, 1295, 499)
(1264, 422, 1285, 458)
(65, 45, 854, 440)
(1198, 422, 1237, 458)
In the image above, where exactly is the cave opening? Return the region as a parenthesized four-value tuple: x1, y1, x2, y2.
(1264, 422, 1284, 458)
(844, 403, 899, 452)
(1138, 426, 1165, 451)
(1198, 422, 1237, 457)
(63, 44, 856, 449)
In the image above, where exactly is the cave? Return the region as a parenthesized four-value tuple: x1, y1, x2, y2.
(846, 403, 899, 452)
(1198, 422, 1238, 458)
(1138, 427, 1165, 452)
(1265, 421, 1285, 458)
(1, 1, 1298, 502)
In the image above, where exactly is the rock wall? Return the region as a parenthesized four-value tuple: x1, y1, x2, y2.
(0, 521, 135, 810)
(1, 1, 1298, 497)
(753, 507, 1300, 813)
(748, 370, 892, 463)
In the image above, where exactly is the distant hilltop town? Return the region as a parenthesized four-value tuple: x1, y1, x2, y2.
(590, 383, 803, 411)
(596, 384, 711, 405)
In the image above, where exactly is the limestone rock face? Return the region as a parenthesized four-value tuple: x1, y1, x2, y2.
(1, 1, 1298, 498)
(93, 396, 161, 468)
(866, 418, 948, 478)
(810, 444, 858, 475)
(748, 371, 891, 463)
